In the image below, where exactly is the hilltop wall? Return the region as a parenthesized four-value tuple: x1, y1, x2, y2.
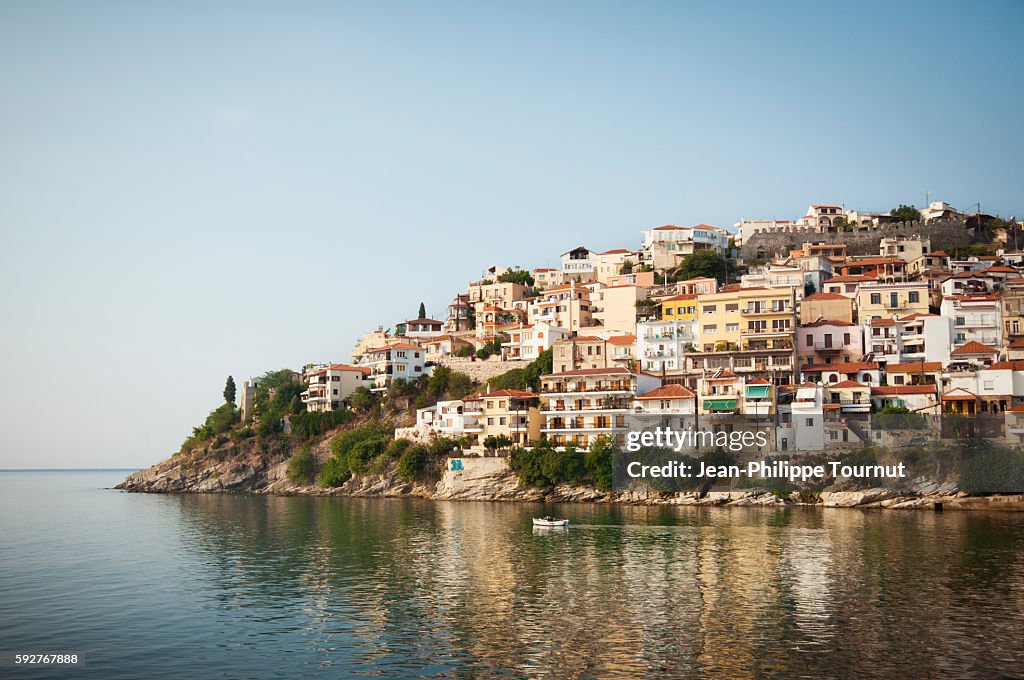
(741, 218, 973, 260)
(435, 356, 522, 384)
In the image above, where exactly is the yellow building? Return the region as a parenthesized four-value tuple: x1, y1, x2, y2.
(464, 389, 542, 447)
(694, 286, 796, 353)
(855, 282, 930, 323)
(659, 293, 697, 322)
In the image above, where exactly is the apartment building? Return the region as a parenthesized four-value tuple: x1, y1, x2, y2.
(362, 342, 425, 392)
(540, 367, 661, 448)
(551, 335, 613, 373)
(629, 384, 697, 429)
(561, 246, 596, 279)
(608, 334, 637, 366)
(940, 294, 1001, 350)
(502, 322, 570, 362)
(695, 286, 797, 354)
(528, 283, 594, 332)
(301, 364, 370, 412)
(533, 267, 566, 289)
(399, 318, 444, 339)
(862, 314, 952, 366)
(800, 292, 854, 324)
(659, 294, 697, 323)
(821, 274, 875, 299)
(836, 257, 909, 282)
(856, 282, 930, 322)
(592, 284, 647, 334)
(797, 320, 861, 367)
(593, 249, 638, 283)
(636, 319, 694, 373)
(1001, 279, 1024, 346)
(460, 390, 542, 448)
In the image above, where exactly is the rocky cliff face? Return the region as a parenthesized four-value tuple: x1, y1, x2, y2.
(116, 435, 1024, 510)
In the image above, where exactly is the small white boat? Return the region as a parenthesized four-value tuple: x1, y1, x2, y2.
(532, 516, 568, 527)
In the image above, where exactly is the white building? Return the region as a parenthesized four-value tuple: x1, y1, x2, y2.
(940, 294, 1001, 350)
(540, 367, 661, 448)
(502, 322, 570, 361)
(301, 364, 370, 412)
(362, 343, 426, 392)
(561, 246, 596, 278)
(636, 319, 695, 373)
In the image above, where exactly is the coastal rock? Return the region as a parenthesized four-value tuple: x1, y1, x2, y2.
(820, 488, 899, 507)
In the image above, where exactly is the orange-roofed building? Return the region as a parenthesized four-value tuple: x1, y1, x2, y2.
(302, 364, 371, 412)
(800, 292, 855, 324)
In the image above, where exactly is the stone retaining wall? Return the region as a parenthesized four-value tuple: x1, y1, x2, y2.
(435, 356, 521, 384)
(741, 218, 973, 260)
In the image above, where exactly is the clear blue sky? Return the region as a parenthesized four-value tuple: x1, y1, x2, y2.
(1, 1, 1021, 468)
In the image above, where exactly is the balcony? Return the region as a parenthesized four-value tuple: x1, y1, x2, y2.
(742, 307, 792, 316)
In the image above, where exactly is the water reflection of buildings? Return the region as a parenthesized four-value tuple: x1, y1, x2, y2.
(170, 495, 1024, 678)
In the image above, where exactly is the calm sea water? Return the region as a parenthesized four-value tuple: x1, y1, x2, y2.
(2, 471, 1024, 679)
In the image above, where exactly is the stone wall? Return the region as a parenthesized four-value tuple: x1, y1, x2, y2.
(741, 218, 973, 260)
(435, 356, 522, 384)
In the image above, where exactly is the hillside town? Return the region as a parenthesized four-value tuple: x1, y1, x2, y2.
(244, 200, 1024, 455)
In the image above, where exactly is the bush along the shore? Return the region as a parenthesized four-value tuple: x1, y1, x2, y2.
(509, 435, 615, 491)
(286, 444, 315, 483)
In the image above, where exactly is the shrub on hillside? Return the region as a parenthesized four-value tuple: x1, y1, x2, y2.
(286, 445, 315, 483)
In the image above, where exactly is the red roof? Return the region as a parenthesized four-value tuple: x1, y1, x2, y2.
(653, 225, 689, 231)
(941, 388, 978, 401)
(831, 380, 868, 389)
(635, 384, 696, 400)
(480, 389, 538, 399)
(747, 378, 771, 385)
(704, 370, 739, 380)
(825, 274, 876, 283)
(886, 362, 941, 373)
(986, 360, 1024, 371)
(802, 292, 850, 302)
(601, 248, 632, 255)
(872, 385, 938, 396)
(950, 341, 998, 356)
(309, 363, 371, 377)
(838, 258, 905, 268)
(608, 335, 636, 345)
(803, 362, 879, 373)
(1008, 338, 1024, 349)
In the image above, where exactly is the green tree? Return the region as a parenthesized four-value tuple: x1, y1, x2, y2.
(585, 436, 617, 491)
(286, 445, 316, 483)
(418, 301, 426, 319)
(348, 386, 378, 413)
(891, 204, 922, 223)
(223, 375, 236, 405)
(256, 408, 283, 437)
(397, 444, 429, 481)
(677, 250, 728, 283)
(497, 269, 535, 287)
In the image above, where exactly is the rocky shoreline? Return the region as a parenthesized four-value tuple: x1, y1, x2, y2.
(116, 440, 1024, 511)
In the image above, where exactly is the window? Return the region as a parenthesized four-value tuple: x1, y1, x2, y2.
(806, 418, 814, 427)
(725, 303, 738, 312)
(909, 291, 919, 303)
(844, 333, 851, 344)
(702, 305, 717, 315)
(890, 293, 899, 308)
(705, 324, 718, 334)
(871, 293, 881, 305)
(983, 380, 994, 390)
(805, 334, 813, 347)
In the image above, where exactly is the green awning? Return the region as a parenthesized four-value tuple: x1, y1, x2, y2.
(704, 398, 737, 411)
(745, 385, 770, 398)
